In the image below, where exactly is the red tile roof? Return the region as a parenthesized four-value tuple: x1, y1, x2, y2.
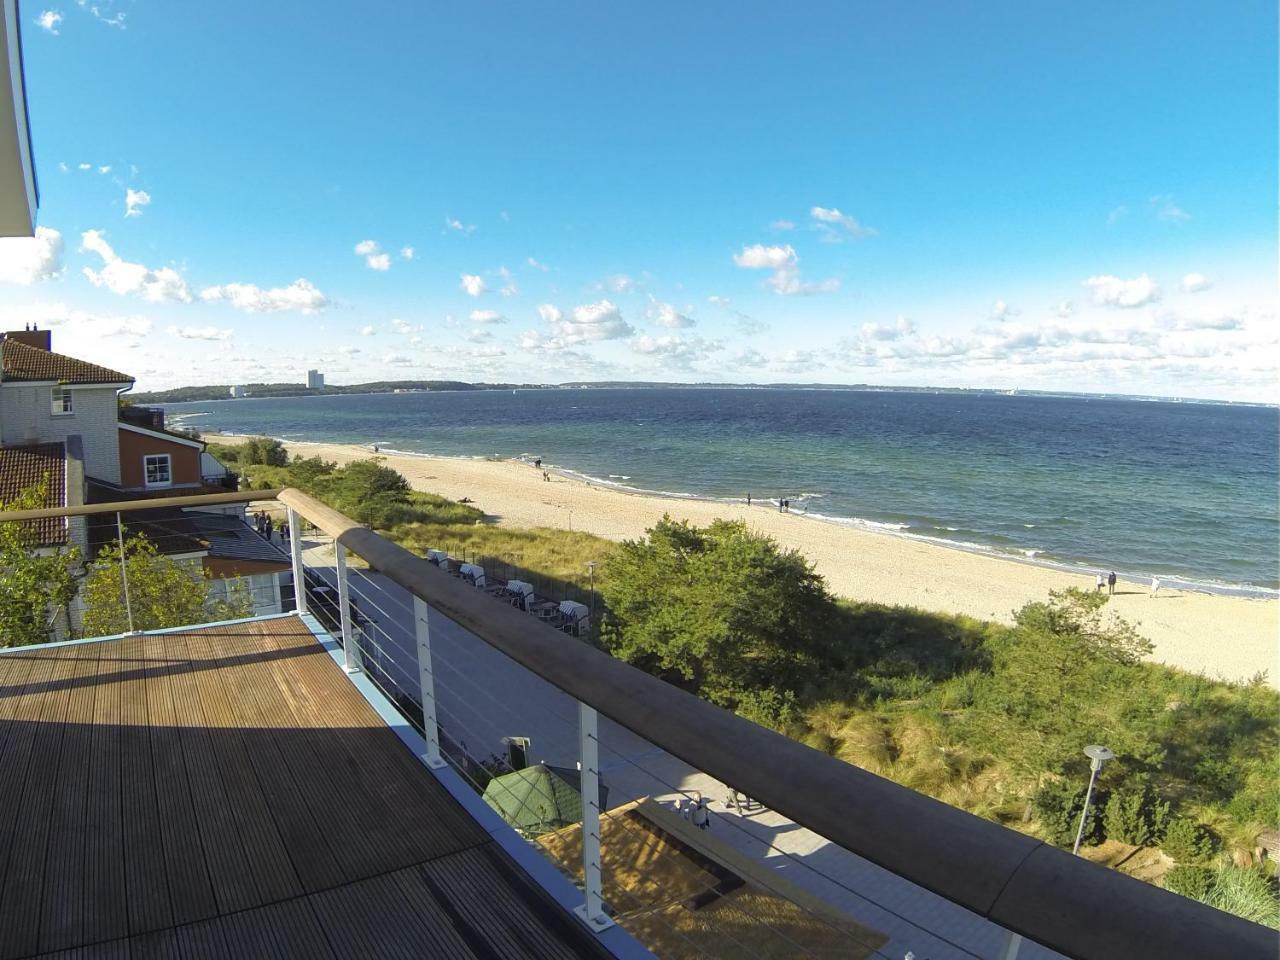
(0, 336, 133, 384)
(0, 442, 67, 545)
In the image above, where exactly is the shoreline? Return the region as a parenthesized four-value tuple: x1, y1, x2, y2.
(217, 433, 1280, 687)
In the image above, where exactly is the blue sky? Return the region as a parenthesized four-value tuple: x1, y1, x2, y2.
(0, 0, 1275, 399)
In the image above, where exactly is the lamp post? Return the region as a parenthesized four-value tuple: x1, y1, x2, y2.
(1072, 744, 1114, 855)
(587, 561, 597, 621)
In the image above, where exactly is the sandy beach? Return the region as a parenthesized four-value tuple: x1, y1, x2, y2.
(231, 436, 1280, 688)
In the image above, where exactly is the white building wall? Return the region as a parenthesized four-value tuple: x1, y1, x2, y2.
(0, 383, 124, 483)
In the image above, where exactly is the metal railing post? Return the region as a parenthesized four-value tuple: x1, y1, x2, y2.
(335, 541, 361, 674)
(115, 512, 135, 633)
(413, 597, 445, 769)
(287, 506, 307, 616)
(575, 701, 613, 931)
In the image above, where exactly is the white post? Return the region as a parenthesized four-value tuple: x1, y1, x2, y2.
(287, 506, 307, 617)
(997, 930, 1023, 960)
(335, 542, 360, 674)
(1072, 764, 1101, 855)
(575, 701, 614, 931)
(413, 597, 445, 769)
(115, 512, 135, 633)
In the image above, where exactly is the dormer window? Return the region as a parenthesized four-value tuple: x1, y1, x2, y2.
(50, 385, 73, 415)
(144, 454, 172, 487)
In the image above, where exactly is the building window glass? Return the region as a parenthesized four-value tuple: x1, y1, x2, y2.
(50, 385, 72, 415)
(144, 454, 172, 487)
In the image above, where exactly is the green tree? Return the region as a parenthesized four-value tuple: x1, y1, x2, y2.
(81, 534, 251, 636)
(600, 516, 835, 720)
(1102, 777, 1169, 846)
(0, 480, 81, 647)
(334, 459, 413, 527)
(1161, 817, 1218, 864)
(1031, 777, 1104, 847)
(961, 589, 1161, 778)
(240, 436, 288, 467)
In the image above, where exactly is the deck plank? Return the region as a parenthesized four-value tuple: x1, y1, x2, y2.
(0, 647, 81, 958)
(37, 644, 103, 953)
(142, 633, 219, 928)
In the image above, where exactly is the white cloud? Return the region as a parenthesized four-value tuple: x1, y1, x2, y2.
(1180, 272, 1212, 293)
(1106, 205, 1128, 226)
(631, 334, 722, 367)
(860, 315, 915, 340)
(469, 309, 506, 324)
(445, 216, 476, 234)
(81, 229, 191, 302)
(400, 246, 415, 260)
(732, 243, 839, 296)
(1056, 300, 1075, 318)
(810, 206, 876, 240)
(339, 345, 360, 355)
(199, 278, 327, 313)
(390, 318, 414, 334)
(1171, 312, 1243, 331)
(775, 349, 825, 371)
(77, 162, 91, 171)
(35, 10, 62, 33)
(1150, 195, 1191, 222)
(990, 299, 1019, 321)
(527, 256, 550, 272)
(769, 219, 796, 231)
(466, 329, 493, 343)
(460, 273, 487, 297)
(1083, 273, 1162, 309)
(603, 274, 638, 294)
(0, 226, 64, 284)
(382, 352, 413, 366)
(169, 325, 232, 341)
(470, 345, 506, 359)
(538, 299, 635, 343)
(707, 295, 730, 306)
(359, 325, 376, 336)
(80, 2, 125, 28)
(123, 188, 151, 218)
(733, 348, 768, 368)
(647, 297, 695, 328)
(98, 165, 111, 174)
(498, 266, 518, 297)
(354, 240, 391, 271)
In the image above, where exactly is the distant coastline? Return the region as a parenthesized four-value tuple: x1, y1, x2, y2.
(135, 379, 1275, 407)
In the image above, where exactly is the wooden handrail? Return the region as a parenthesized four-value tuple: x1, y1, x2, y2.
(0, 489, 283, 522)
(275, 488, 1273, 960)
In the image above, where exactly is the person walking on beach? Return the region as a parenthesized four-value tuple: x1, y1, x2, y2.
(1108, 571, 1117, 595)
(1096, 573, 1105, 593)
(1150, 576, 1161, 598)
(746, 493, 751, 506)
(534, 458, 542, 470)
(778, 497, 784, 513)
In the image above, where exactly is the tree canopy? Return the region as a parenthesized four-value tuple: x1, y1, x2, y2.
(0, 480, 80, 647)
(600, 516, 835, 722)
(81, 534, 251, 637)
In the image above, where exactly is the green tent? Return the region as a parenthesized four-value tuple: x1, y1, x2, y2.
(481, 763, 608, 834)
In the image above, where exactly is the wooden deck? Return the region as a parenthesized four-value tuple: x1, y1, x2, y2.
(0, 616, 613, 959)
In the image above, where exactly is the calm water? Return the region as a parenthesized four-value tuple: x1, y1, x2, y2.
(168, 389, 1280, 594)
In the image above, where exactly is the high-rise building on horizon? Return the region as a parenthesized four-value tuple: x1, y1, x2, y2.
(307, 369, 324, 390)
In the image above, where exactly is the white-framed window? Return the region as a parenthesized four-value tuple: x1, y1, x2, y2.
(50, 385, 73, 415)
(144, 454, 172, 487)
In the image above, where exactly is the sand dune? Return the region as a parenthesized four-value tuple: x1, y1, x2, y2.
(233, 436, 1279, 688)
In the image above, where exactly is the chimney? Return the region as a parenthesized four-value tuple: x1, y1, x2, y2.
(3, 326, 51, 351)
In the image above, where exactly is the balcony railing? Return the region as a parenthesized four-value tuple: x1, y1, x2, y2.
(0, 488, 1272, 960)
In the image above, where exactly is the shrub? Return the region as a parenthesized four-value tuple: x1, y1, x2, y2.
(1161, 817, 1217, 864)
(1163, 864, 1213, 901)
(1206, 862, 1280, 929)
(1032, 778, 1103, 848)
(1103, 779, 1169, 847)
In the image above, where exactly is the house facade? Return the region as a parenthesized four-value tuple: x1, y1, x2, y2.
(0, 327, 288, 636)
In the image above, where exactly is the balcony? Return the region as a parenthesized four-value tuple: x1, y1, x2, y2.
(0, 489, 1272, 960)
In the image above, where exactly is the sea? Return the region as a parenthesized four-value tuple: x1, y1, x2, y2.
(165, 388, 1280, 596)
